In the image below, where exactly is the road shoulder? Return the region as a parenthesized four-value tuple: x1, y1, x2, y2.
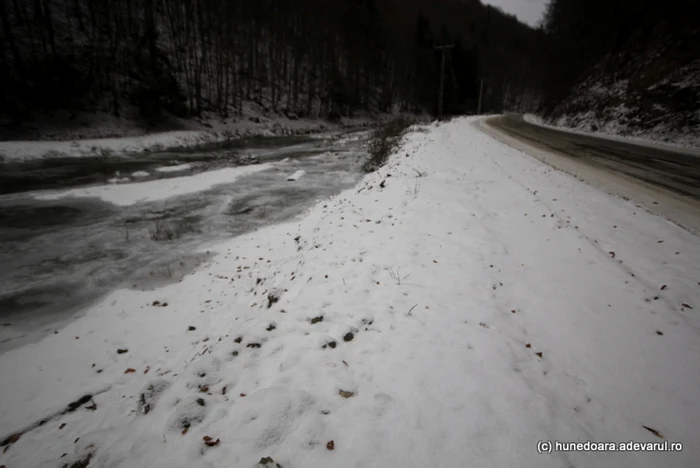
(477, 116, 700, 235)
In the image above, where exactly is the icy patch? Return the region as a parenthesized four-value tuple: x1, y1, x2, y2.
(32, 164, 272, 206)
(132, 171, 150, 178)
(107, 176, 131, 184)
(286, 170, 306, 181)
(156, 164, 192, 173)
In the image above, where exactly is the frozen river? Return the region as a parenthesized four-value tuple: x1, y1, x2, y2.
(0, 130, 370, 352)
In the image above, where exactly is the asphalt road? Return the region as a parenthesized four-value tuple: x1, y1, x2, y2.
(488, 115, 700, 201)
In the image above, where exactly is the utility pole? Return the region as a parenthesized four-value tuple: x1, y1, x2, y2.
(434, 44, 453, 121)
(477, 79, 484, 114)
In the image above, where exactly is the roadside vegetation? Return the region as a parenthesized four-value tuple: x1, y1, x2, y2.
(363, 117, 415, 173)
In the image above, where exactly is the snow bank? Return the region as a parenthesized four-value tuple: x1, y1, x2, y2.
(33, 164, 272, 206)
(0, 131, 216, 162)
(2, 117, 699, 468)
(0, 111, 388, 162)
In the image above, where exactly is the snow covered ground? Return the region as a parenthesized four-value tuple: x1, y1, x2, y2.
(1, 117, 699, 468)
(0, 130, 217, 162)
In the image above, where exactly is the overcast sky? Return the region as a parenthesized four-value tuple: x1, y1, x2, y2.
(481, 0, 548, 27)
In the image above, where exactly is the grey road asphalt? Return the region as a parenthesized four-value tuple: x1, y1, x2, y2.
(488, 115, 700, 201)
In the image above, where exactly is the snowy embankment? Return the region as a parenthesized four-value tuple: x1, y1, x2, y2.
(0, 112, 384, 162)
(2, 117, 700, 467)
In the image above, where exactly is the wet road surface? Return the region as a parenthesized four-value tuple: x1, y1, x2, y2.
(488, 115, 700, 201)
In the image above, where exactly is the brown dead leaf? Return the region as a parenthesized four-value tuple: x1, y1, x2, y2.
(200, 386, 209, 393)
(181, 427, 189, 435)
(2, 433, 20, 446)
(609, 251, 616, 259)
(433, 260, 438, 263)
(240, 393, 247, 397)
(643, 425, 664, 439)
(326, 440, 335, 450)
(536, 352, 543, 358)
(222, 386, 227, 395)
(525, 343, 532, 348)
(338, 390, 355, 398)
(124, 368, 136, 374)
(203, 436, 220, 447)
(660, 285, 667, 291)
(681, 303, 693, 309)
(144, 366, 150, 374)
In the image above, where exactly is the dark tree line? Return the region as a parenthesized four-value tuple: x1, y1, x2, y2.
(0, 0, 546, 125)
(539, 0, 700, 115)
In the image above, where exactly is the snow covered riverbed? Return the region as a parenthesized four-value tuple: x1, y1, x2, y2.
(1, 117, 699, 468)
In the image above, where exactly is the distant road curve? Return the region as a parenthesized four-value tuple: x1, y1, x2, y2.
(488, 114, 700, 201)
(479, 114, 700, 234)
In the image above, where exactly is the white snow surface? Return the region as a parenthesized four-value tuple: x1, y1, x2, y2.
(2, 117, 700, 468)
(33, 164, 271, 206)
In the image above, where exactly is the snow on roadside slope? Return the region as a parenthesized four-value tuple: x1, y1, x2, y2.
(33, 164, 271, 206)
(2, 117, 700, 468)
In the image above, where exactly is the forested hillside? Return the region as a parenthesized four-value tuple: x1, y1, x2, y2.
(539, 0, 700, 145)
(0, 0, 545, 134)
